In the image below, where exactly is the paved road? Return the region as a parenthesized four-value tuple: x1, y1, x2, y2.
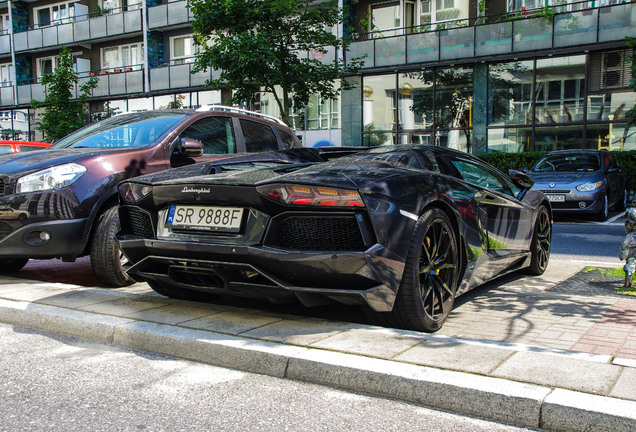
(551, 214, 624, 265)
(0, 323, 539, 432)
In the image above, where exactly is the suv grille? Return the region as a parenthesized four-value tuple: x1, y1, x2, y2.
(0, 178, 5, 197)
(121, 207, 155, 238)
(279, 215, 366, 251)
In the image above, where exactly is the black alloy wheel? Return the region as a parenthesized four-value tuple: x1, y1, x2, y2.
(391, 208, 459, 332)
(524, 205, 551, 276)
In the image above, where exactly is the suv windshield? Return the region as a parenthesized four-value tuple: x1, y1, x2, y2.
(51, 112, 188, 149)
(532, 154, 600, 172)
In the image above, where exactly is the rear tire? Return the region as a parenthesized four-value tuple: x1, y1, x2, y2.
(0, 258, 28, 273)
(523, 205, 551, 276)
(90, 206, 134, 287)
(385, 208, 459, 332)
(615, 189, 627, 212)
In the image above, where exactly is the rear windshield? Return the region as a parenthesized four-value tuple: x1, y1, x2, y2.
(532, 154, 600, 172)
(51, 112, 188, 149)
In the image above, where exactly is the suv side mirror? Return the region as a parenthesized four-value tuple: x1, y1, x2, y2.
(508, 169, 535, 190)
(179, 138, 204, 157)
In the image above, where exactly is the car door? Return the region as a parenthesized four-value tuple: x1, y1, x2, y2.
(441, 155, 535, 255)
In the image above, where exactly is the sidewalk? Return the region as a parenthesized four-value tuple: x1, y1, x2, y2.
(1, 257, 636, 431)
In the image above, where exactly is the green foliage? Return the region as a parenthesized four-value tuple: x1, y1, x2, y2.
(30, 46, 98, 142)
(478, 150, 636, 192)
(188, 0, 363, 127)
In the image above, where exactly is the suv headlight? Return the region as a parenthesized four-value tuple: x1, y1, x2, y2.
(16, 163, 87, 193)
(576, 181, 603, 192)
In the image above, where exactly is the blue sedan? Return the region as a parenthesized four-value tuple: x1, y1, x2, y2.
(527, 149, 626, 221)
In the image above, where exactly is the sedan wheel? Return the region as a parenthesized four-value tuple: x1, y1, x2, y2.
(391, 208, 458, 332)
(596, 194, 609, 221)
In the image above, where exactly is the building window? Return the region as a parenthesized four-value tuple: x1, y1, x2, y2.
(0, 63, 12, 87)
(0, 14, 9, 35)
(37, 56, 61, 79)
(34, 2, 78, 28)
(101, 0, 142, 13)
(101, 43, 143, 71)
(420, 0, 469, 30)
(306, 94, 340, 130)
(489, 60, 534, 129)
(170, 35, 198, 65)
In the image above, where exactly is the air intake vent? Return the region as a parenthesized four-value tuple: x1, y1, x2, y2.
(121, 207, 155, 238)
(0, 178, 4, 197)
(279, 215, 366, 251)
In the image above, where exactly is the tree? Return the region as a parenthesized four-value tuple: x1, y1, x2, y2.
(31, 46, 98, 142)
(188, 0, 362, 126)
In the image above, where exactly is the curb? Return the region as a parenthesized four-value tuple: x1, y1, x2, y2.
(1, 297, 636, 431)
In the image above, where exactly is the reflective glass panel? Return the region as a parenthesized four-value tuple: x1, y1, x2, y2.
(363, 74, 396, 132)
(400, 70, 434, 130)
(435, 66, 472, 129)
(534, 55, 585, 125)
(489, 60, 533, 126)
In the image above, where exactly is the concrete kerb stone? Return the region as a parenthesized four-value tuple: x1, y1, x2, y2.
(286, 348, 550, 427)
(112, 320, 306, 378)
(0, 298, 133, 344)
(542, 389, 636, 432)
(2, 296, 636, 430)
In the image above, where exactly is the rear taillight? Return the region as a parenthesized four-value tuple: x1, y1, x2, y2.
(119, 182, 153, 203)
(257, 184, 365, 207)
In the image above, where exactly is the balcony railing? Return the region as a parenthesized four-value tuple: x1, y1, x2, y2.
(346, 3, 636, 69)
(16, 68, 144, 105)
(149, 62, 216, 92)
(148, 1, 192, 29)
(12, 9, 142, 53)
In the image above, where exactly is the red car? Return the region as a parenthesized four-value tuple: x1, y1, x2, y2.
(0, 140, 51, 154)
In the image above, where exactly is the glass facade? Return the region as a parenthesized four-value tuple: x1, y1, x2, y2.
(487, 53, 635, 153)
(362, 66, 473, 150)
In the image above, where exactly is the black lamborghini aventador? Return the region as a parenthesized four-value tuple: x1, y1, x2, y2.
(115, 145, 552, 332)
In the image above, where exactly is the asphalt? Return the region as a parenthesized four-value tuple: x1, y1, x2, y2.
(1, 256, 636, 431)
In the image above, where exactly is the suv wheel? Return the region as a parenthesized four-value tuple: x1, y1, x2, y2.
(90, 206, 134, 287)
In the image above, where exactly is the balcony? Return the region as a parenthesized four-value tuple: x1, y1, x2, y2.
(12, 9, 142, 53)
(148, 1, 192, 29)
(149, 62, 216, 92)
(17, 68, 144, 105)
(346, 3, 636, 69)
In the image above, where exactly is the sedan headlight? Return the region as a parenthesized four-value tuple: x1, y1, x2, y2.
(16, 163, 87, 193)
(576, 181, 603, 192)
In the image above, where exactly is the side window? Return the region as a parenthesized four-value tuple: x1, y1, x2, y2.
(449, 158, 514, 196)
(240, 119, 278, 152)
(277, 129, 296, 149)
(180, 116, 235, 155)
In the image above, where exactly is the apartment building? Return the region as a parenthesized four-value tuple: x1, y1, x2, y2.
(0, 0, 633, 152)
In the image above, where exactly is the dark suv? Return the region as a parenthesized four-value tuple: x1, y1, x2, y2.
(0, 107, 300, 286)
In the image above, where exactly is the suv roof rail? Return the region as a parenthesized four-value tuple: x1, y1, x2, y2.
(196, 105, 287, 126)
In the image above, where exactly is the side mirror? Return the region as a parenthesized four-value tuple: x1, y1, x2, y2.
(508, 169, 535, 190)
(179, 138, 204, 157)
